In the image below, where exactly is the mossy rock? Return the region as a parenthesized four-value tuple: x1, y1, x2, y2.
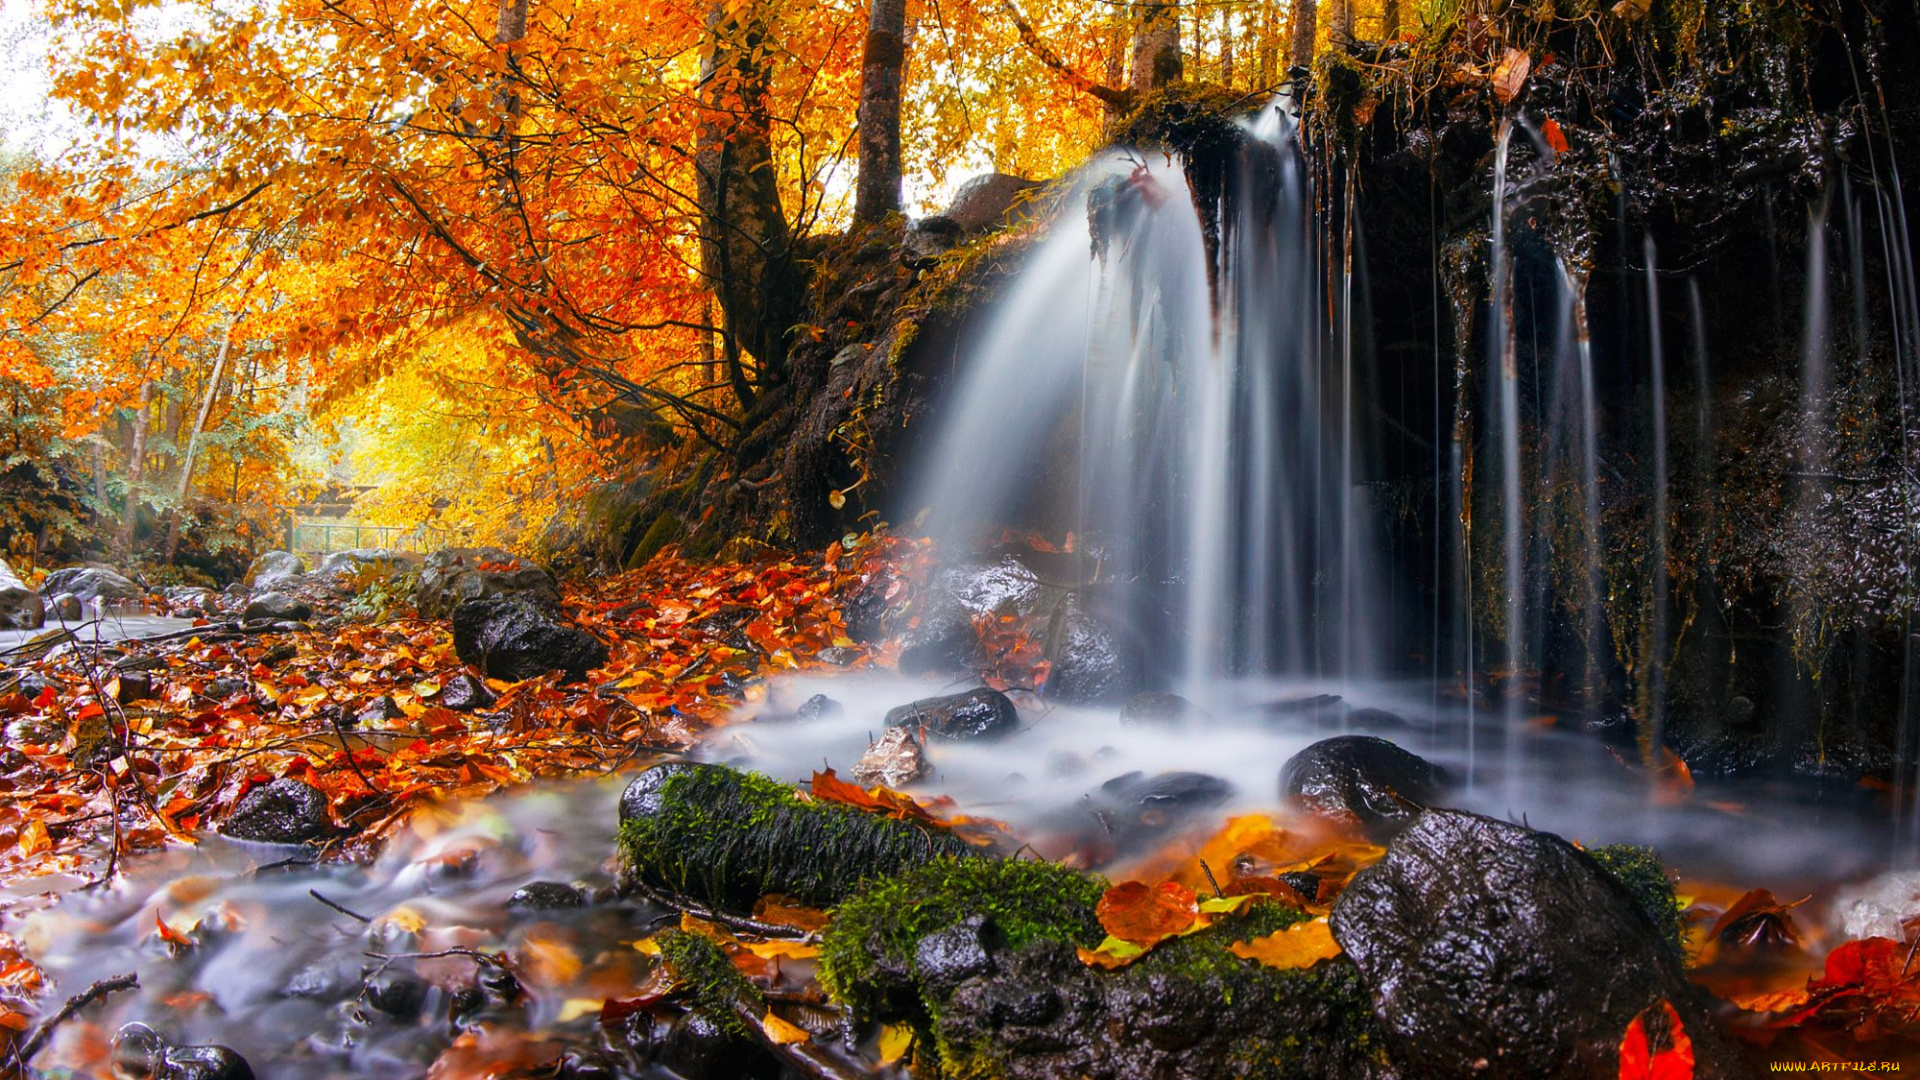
(1587, 843, 1688, 958)
(821, 856, 1389, 1080)
(1112, 82, 1251, 163)
(656, 928, 760, 1037)
(617, 762, 979, 912)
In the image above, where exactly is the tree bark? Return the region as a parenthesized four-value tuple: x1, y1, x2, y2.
(854, 0, 909, 223)
(166, 320, 235, 563)
(696, 0, 805, 393)
(120, 380, 153, 557)
(1289, 0, 1317, 71)
(1129, 2, 1183, 91)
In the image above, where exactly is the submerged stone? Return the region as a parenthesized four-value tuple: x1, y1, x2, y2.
(885, 687, 1019, 740)
(1280, 735, 1444, 830)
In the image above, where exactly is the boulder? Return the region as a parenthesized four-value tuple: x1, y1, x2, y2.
(1099, 770, 1233, 812)
(451, 595, 608, 683)
(1119, 691, 1207, 726)
(791, 693, 843, 722)
(1281, 735, 1445, 830)
(416, 546, 559, 619)
(1330, 809, 1750, 1080)
(1043, 596, 1138, 704)
(243, 550, 307, 591)
(885, 687, 1019, 740)
(40, 566, 140, 605)
(943, 172, 1043, 233)
(161, 585, 217, 616)
(47, 593, 83, 621)
(242, 592, 312, 623)
(316, 547, 417, 579)
(221, 777, 330, 844)
(901, 215, 966, 270)
(0, 558, 44, 630)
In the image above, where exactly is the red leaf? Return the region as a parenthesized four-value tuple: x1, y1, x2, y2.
(1542, 118, 1570, 154)
(1096, 880, 1199, 947)
(1619, 1000, 1694, 1080)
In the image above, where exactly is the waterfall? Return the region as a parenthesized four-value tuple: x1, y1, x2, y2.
(909, 102, 1386, 702)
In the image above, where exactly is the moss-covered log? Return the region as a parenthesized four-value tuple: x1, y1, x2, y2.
(618, 762, 978, 911)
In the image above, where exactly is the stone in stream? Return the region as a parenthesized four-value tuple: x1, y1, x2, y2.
(1330, 809, 1751, 1080)
(0, 557, 44, 630)
(244, 550, 307, 591)
(507, 881, 589, 911)
(452, 595, 608, 683)
(47, 593, 83, 621)
(242, 592, 312, 622)
(853, 725, 929, 788)
(441, 672, 497, 711)
(221, 777, 330, 844)
(1280, 734, 1445, 831)
(363, 966, 430, 1018)
(791, 692, 843, 722)
(416, 546, 560, 619)
(161, 585, 217, 616)
(112, 1023, 255, 1080)
(1118, 690, 1207, 726)
(316, 547, 416, 580)
(1098, 770, 1234, 812)
(353, 694, 405, 727)
(884, 686, 1019, 740)
(40, 565, 141, 605)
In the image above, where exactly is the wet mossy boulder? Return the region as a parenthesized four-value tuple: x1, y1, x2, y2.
(1329, 809, 1750, 1080)
(617, 762, 978, 911)
(1586, 843, 1689, 958)
(821, 861, 1394, 1080)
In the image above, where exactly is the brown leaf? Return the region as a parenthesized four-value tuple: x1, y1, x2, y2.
(1492, 47, 1531, 105)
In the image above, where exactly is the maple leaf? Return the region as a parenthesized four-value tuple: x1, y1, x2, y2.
(1618, 1000, 1694, 1080)
(1097, 880, 1200, 947)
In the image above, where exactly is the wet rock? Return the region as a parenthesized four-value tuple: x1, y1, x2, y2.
(507, 881, 588, 911)
(815, 645, 862, 666)
(896, 614, 978, 676)
(1280, 870, 1321, 902)
(1330, 809, 1748, 1080)
(222, 777, 330, 844)
(914, 914, 1000, 995)
(353, 695, 404, 727)
(791, 693, 843, 722)
(8, 668, 52, 700)
(901, 215, 965, 269)
(0, 557, 44, 630)
(244, 550, 307, 591)
(1281, 735, 1444, 830)
(618, 761, 698, 824)
(48, 593, 83, 621)
(451, 595, 608, 683)
(114, 670, 154, 704)
(853, 726, 930, 788)
(363, 967, 429, 1019)
(243, 592, 312, 622)
(1043, 598, 1139, 704)
(416, 546, 560, 619)
(207, 676, 250, 700)
(1100, 770, 1234, 811)
(161, 586, 216, 616)
(1119, 690, 1206, 726)
(943, 172, 1043, 233)
(885, 687, 1019, 740)
(441, 672, 497, 711)
(283, 959, 358, 1000)
(112, 1023, 256, 1080)
(658, 1010, 778, 1080)
(41, 565, 141, 605)
(258, 643, 298, 667)
(316, 548, 416, 581)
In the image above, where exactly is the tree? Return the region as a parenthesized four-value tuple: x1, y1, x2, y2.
(855, 0, 911, 223)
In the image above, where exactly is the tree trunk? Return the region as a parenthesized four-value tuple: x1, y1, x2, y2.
(697, 0, 805, 395)
(166, 320, 235, 564)
(1328, 0, 1352, 48)
(1382, 0, 1399, 40)
(1129, 2, 1183, 90)
(1289, 0, 1317, 71)
(121, 380, 154, 557)
(1258, 1, 1277, 89)
(854, 0, 909, 223)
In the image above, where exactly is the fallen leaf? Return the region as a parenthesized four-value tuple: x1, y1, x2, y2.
(1618, 999, 1694, 1080)
(1097, 880, 1199, 947)
(1492, 47, 1531, 104)
(1228, 918, 1343, 971)
(878, 1022, 913, 1064)
(762, 1011, 811, 1045)
(1542, 117, 1570, 154)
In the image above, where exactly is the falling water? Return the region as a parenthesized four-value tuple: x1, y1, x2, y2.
(911, 103, 1385, 701)
(1488, 119, 1526, 777)
(1641, 237, 1670, 768)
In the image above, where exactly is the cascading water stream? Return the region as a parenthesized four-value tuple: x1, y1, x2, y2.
(1488, 118, 1527, 780)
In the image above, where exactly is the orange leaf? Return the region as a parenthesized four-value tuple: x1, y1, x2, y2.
(1542, 117, 1570, 154)
(16, 819, 50, 858)
(762, 1011, 810, 1045)
(1618, 1000, 1694, 1080)
(1227, 918, 1342, 970)
(1097, 880, 1199, 947)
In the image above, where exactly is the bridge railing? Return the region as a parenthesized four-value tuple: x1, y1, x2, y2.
(288, 519, 455, 555)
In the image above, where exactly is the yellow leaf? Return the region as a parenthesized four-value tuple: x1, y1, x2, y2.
(557, 998, 603, 1022)
(762, 1011, 810, 1045)
(1228, 918, 1343, 971)
(518, 934, 582, 988)
(632, 936, 662, 956)
(1076, 935, 1146, 969)
(878, 1023, 913, 1064)
(377, 906, 428, 934)
(17, 819, 50, 857)
(745, 940, 820, 960)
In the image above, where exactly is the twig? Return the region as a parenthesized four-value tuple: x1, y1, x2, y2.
(19, 972, 138, 1063)
(309, 888, 372, 923)
(1198, 859, 1224, 899)
(630, 881, 817, 941)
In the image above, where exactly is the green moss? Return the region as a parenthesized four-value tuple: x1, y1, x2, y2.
(1587, 844, 1688, 957)
(656, 928, 758, 1036)
(1131, 900, 1312, 983)
(1112, 82, 1248, 161)
(618, 764, 977, 912)
(818, 855, 1106, 1021)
